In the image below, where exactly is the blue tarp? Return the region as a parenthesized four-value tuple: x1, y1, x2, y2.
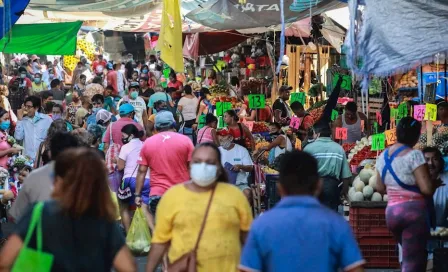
(0, 0, 30, 41)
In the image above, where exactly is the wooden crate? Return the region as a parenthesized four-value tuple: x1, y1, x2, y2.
(357, 97, 384, 124)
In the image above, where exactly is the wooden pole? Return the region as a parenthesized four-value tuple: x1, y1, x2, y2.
(304, 53, 311, 93)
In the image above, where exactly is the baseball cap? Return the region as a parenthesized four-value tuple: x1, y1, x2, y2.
(95, 109, 112, 124)
(129, 81, 140, 89)
(155, 111, 175, 129)
(119, 103, 135, 116)
(279, 85, 293, 93)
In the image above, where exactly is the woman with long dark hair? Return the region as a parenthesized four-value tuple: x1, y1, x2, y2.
(195, 87, 213, 124)
(0, 107, 20, 168)
(0, 148, 136, 271)
(146, 143, 253, 271)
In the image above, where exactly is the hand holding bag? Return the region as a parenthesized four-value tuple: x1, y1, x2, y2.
(167, 187, 216, 272)
(12, 202, 54, 272)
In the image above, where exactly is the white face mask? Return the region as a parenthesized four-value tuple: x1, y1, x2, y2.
(190, 162, 218, 187)
(220, 139, 232, 149)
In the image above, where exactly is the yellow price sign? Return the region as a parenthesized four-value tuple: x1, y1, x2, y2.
(424, 103, 437, 121)
(385, 129, 397, 145)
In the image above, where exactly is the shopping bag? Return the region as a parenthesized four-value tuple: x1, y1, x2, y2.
(126, 207, 151, 255)
(12, 202, 54, 272)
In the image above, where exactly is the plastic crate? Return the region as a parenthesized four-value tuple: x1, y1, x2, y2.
(349, 205, 393, 238)
(358, 237, 400, 268)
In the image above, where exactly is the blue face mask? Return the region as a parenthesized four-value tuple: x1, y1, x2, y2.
(130, 91, 139, 100)
(0, 120, 10, 131)
(142, 69, 148, 74)
(34, 78, 41, 84)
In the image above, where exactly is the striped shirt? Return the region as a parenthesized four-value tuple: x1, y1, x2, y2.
(303, 137, 352, 180)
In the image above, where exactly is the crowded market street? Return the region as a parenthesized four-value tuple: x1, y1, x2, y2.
(0, 0, 447, 272)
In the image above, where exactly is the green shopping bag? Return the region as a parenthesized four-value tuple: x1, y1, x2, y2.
(12, 202, 54, 272)
(126, 207, 152, 255)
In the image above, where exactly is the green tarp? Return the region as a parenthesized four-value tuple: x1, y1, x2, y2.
(0, 21, 82, 55)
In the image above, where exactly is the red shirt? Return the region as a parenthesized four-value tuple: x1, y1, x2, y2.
(9, 76, 32, 89)
(138, 132, 194, 196)
(167, 80, 183, 91)
(92, 60, 107, 74)
(106, 70, 118, 95)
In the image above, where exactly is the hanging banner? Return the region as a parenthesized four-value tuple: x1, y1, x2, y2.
(158, 0, 183, 72)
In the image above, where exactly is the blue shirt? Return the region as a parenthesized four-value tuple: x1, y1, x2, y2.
(240, 196, 364, 272)
(147, 91, 172, 110)
(15, 112, 53, 159)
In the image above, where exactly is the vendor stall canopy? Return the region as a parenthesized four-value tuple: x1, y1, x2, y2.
(0, 0, 30, 40)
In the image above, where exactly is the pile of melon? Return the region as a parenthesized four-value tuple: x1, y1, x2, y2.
(349, 166, 388, 202)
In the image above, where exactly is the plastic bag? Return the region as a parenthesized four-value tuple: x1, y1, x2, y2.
(126, 207, 151, 254)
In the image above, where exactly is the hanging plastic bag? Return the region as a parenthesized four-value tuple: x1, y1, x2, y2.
(126, 207, 151, 254)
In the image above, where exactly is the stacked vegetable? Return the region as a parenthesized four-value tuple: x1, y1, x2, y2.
(396, 70, 418, 89)
(349, 166, 388, 202)
(252, 122, 269, 134)
(347, 137, 377, 166)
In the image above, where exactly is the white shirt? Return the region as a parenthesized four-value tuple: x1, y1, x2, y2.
(32, 62, 41, 74)
(219, 144, 253, 186)
(117, 96, 146, 127)
(178, 96, 199, 121)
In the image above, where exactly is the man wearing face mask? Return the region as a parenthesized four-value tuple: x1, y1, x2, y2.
(135, 111, 194, 219)
(117, 82, 148, 128)
(217, 129, 254, 201)
(7, 79, 29, 115)
(303, 121, 352, 211)
(9, 67, 32, 91)
(31, 73, 47, 95)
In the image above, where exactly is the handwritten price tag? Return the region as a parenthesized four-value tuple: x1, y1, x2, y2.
(385, 129, 397, 145)
(289, 116, 301, 130)
(290, 92, 306, 105)
(424, 103, 437, 121)
(333, 74, 352, 91)
(331, 109, 339, 121)
(371, 133, 386, 151)
(216, 102, 232, 116)
(413, 105, 426, 121)
(242, 119, 254, 132)
(248, 94, 266, 109)
(335, 127, 348, 140)
(376, 112, 382, 126)
(397, 103, 408, 119)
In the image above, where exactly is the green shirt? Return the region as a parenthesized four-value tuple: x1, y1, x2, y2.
(303, 137, 352, 180)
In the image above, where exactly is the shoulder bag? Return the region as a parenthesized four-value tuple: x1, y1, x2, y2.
(12, 202, 54, 272)
(168, 187, 216, 272)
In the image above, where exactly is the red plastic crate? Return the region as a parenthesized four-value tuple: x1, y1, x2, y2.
(358, 237, 400, 268)
(349, 206, 393, 238)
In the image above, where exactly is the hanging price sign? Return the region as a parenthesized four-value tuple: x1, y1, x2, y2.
(216, 102, 232, 116)
(413, 105, 426, 121)
(424, 103, 437, 121)
(371, 133, 386, 151)
(290, 92, 306, 105)
(397, 103, 408, 119)
(198, 114, 206, 129)
(335, 127, 348, 140)
(331, 109, 339, 121)
(332, 74, 352, 91)
(289, 116, 301, 130)
(385, 129, 397, 145)
(248, 94, 266, 109)
(376, 112, 382, 126)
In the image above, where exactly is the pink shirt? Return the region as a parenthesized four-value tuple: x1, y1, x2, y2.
(197, 126, 214, 144)
(119, 139, 149, 179)
(102, 118, 144, 147)
(168, 80, 183, 90)
(107, 70, 118, 95)
(138, 132, 194, 196)
(0, 132, 10, 168)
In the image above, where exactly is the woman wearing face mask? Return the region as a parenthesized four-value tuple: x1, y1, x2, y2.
(117, 124, 153, 232)
(30, 73, 47, 95)
(117, 82, 148, 128)
(255, 122, 292, 164)
(146, 143, 253, 271)
(0, 108, 20, 168)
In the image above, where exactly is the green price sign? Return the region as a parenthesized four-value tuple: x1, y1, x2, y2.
(163, 68, 171, 79)
(198, 114, 206, 129)
(390, 108, 398, 119)
(397, 103, 408, 119)
(332, 74, 352, 91)
(161, 81, 167, 88)
(371, 133, 386, 151)
(216, 102, 232, 116)
(331, 109, 339, 121)
(248, 94, 266, 109)
(290, 92, 306, 105)
(217, 116, 227, 128)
